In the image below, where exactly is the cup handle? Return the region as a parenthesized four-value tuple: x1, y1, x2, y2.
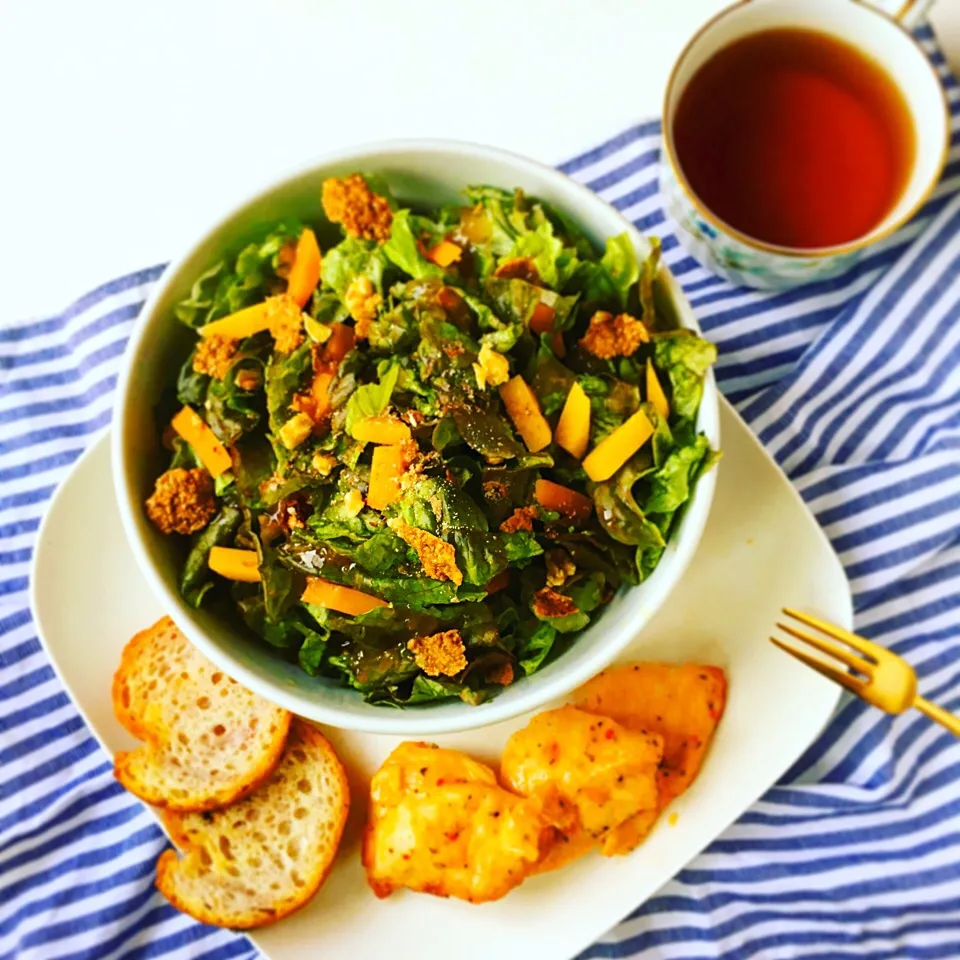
(860, 0, 935, 29)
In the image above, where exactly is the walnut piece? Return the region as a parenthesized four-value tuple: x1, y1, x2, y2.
(545, 549, 576, 587)
(532, 587, 578, 619)
(493, 257, 542, 285)
(344, 275, 382, 338)
(473, 343, 510, 389)
(499, 506, 538, 534)
(486, 661, 515, 686)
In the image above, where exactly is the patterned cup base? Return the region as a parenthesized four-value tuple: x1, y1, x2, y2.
(659, 163, 863, 291)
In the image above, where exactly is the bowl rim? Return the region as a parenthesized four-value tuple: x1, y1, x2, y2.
(111, 137, 720, 735)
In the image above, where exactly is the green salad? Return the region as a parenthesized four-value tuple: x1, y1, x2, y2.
(146, 174, 718, 707)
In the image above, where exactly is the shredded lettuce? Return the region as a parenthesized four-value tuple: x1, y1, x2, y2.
(162, 176, 718, 705)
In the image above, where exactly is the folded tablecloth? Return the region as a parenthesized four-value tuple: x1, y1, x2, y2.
(1, 22, 958, 960)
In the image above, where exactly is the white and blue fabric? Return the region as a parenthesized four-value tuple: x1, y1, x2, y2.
(2, 23, 959, 960)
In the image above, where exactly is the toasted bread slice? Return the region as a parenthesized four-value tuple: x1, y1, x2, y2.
(157, 719, 349, 928)
(112, 616, 291, 812)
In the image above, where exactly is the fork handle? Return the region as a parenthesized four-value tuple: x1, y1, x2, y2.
(914, 697, 960, 737)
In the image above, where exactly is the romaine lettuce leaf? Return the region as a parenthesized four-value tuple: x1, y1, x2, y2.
(280, 540, 484, 608)
(507, 220, 567, 289)
(353, 529, 410, 575)
(344, 360, 400, 436)
(462, 291, 524, 353)
(231, 434, 277, 509)
(516, 621, 557, 675)
(591, 456, 665, 549)
(297, 625, 331, 675)
(463, 185, 527, 255)
(644, 435, 711, 515)
(367, 302, 418, 353)
(176, 352, 209, 406)
(383, 209, 446, 279)
(452, 406, 524, 459)
(392, 475, 542, 586)
(465, 187, 582, 290)
(484, 277, 579, 332)
(480, 453, 552, 526)
(326, 643, 418, 694)
(321, 236, 387, 298)
(206, 369, 263, 444)
(402, 675, 465, 704)
(452, 529, 543, 586)
(431, 416, 461, 452)
(578, 374, 641, 443)
(265, 341, 312, 434)
(568, 232, 639, 310)
(639, 237, 661, 327)
(531, 341, 576, 416)
(179, 506, 241, 608)
(599, 234, 641, 308)
(250, 526, 304, 625)
(169, 435, 202, 471)
(236, 592, 326, 651)
(653, 331, 718, 420)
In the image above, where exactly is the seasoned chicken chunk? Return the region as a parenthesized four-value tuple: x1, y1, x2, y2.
(500, 706, 663, 868)
(574, 663, 727, 806)
(573, 662, 727, 854)
(363, 742, 552, 903)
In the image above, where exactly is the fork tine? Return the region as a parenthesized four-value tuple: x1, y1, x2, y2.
(769, 638, 866, 696)
(776, 622, 874, 677)
(782, 608, 878, 660)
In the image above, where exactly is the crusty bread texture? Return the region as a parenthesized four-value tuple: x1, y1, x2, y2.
(157, 718, 350, 928)
(112, 616, 291, 812)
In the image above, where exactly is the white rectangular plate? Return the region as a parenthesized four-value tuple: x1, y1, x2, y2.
(31, 398, 850, 960)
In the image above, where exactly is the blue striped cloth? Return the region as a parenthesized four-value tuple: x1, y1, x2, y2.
(3, 23, 959, 959)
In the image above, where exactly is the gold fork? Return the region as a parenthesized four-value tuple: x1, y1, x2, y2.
(771, 608, 960, 737)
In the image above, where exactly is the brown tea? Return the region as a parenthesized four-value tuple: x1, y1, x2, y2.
(672, 28, 915, 249)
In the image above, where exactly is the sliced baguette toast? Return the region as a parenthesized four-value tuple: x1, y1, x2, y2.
(157, 718, 349, 928)
(112, 616, 291, 812)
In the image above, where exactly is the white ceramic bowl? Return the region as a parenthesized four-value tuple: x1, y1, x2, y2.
(112, 139, 720, 735)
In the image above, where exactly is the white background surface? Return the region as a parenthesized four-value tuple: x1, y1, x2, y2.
(2, 0, 958, 324)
